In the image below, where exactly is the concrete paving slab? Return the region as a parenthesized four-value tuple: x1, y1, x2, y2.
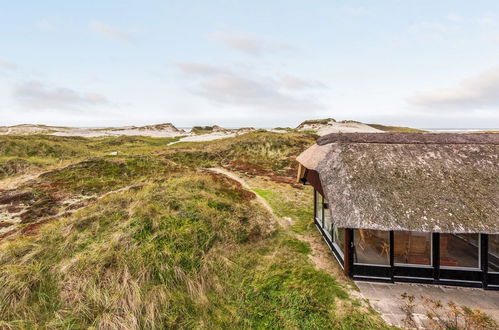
(356, 281, 499, 328)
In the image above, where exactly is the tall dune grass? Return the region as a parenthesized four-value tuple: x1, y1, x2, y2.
(0, 171, 387, 329)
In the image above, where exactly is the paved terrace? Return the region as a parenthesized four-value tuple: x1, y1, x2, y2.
(356, 281, 499, 328)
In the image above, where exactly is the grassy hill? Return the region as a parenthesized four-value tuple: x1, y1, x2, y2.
(0, 132, 389, 329)
(0, 135, 180, 180)
(164, 130, 316, 177)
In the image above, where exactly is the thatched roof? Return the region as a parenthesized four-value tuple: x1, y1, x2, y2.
(297, 133, 499, 234)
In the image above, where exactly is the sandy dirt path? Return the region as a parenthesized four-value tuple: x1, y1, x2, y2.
(207, 167, 290, 229)
(167, 133, 240, 146)
(206, 167, 349, 279)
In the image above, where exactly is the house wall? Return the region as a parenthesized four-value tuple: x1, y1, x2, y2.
(303, 169, 324, 197)
(312, 188, 499, 290)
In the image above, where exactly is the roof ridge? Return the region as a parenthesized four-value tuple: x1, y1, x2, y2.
(316, 132, 499, 146)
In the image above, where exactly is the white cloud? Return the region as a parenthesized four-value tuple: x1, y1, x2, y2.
(89, 20, 133, 43)
(37, 19, 57, 32)
(409, 67, 499, 111)
(410, 21, 455, 34)
(0, 60, 18, 71)
(13, 80, 109, 110)
(280, 75, 327, 90)
(176, 62, 326, 112)
(478, 16, 497, 27)
(176, 62, 228, 76)
(343, 6, 368, 15)
(211, 31, 295, 56)
(445, 13, 464, 22)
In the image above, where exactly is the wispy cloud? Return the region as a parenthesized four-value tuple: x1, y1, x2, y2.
(14, 80, 109, 109)
(280, 75, 327, 90)
(343, 6, 368, 15)
(410, 21, 456, 35)
(0, 60, 18, 71)
(175, 62, 228, 76)
(409, 67, 499, 111)
(478, 16, 498, 27)
(445, 13, 465, 22)
(89, 20, 134, 43)
(211, 31, 295, 56)
(37, 18, 57, 32)
(176, 62, 325, 112)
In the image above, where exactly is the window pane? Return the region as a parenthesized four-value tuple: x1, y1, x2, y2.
(323, 198, 333, 239)
(333, 227, 345, 257)
(315, 190, 323, 226)
(440, 234, 479, 268)
(489, 234, 499, 273)
(353, 229, 390, 265)
(394, 231, 431, 265)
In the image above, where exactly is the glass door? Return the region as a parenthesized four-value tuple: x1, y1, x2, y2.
(439, 233, 483, 284)
(352, 229, 392, 280)
(393, 231, 433, 280)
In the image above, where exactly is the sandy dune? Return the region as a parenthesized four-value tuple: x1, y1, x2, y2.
(297, 120, 382, 136)
(1, 120, 383, 139)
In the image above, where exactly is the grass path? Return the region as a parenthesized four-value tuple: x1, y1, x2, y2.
(207, 167, 291, 230)
(206, 167, 354, 285)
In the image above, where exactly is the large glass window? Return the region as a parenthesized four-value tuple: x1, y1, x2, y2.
(333, 227, 345, 257)
(489, 234, 499, 273)
(314, 190, 323, 227)
(440, 234, 480, 269)
(323, 198, 333, 239)
(394, 231, 432, 266)
(353, 229, 390, 265)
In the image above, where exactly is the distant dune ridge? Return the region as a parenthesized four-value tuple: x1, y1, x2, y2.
(0, 123, 187, 138)
(296, 118, 382, 135)
(0, 119, 428, 139)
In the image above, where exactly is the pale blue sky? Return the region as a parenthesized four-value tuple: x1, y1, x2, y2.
(1, 0, 499, 128)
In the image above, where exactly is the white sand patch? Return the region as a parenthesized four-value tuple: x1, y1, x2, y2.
(0, 123, 188, 138)
(51, 127, 187, 138)
(297, 120, 382, 136)
(0, 206, 24, 235)
(169, 131, 248, 145)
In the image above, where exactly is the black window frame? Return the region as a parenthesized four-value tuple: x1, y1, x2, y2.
(312, 189, 497, 290)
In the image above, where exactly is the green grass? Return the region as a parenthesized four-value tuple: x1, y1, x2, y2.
(297, 118, 335, 127)
(89, 135, 181, 155)
(190, 126, 222, 135)
(0, 135, 180, 180)
(0, 171, 388, 329)
(165, 130, 317, 175)
(0, 135, 91, 158)
(37, 157, 173, 194)
(253, 187, 314, 234)
(0, 132, 392, 329)
(0, 157, 52, 179)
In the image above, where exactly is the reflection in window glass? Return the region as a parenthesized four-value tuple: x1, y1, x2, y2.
(353, 229, 390, 265)
(333, 227, 345, 257)
(489, 234, 499, 273)
(440, 234, 480, 268)
(323, 198, 333, 239)
(314, 190, 323, 227)
(394, 231, 432, 265)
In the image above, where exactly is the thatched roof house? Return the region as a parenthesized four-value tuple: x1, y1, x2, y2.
(297, 133, 499, 289)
